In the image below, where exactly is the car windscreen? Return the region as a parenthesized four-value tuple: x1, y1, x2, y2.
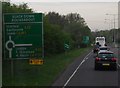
(98, 53, 114, 58)
(100, 48, 107, 50)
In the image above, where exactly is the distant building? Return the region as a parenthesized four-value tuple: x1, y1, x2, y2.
(119, 1, 120, 29)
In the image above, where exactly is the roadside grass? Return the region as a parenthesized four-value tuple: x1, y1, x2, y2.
(3, 47, 91, 86)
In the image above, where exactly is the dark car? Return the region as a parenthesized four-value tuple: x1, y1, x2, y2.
(94, 51, 117, 71)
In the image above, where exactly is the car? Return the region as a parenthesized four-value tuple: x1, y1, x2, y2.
(99, 46, 110, 52)
(94, 51, 117, 71)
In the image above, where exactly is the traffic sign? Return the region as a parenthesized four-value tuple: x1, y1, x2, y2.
(29, 59, 44, 65)
(82, 36, 89, 44)
(3, 13, 43, 59)
(64, 44, 69, 49)
(4, 13, 42, 23)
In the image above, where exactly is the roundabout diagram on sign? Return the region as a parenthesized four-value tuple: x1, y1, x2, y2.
(5, 36, 32, 58)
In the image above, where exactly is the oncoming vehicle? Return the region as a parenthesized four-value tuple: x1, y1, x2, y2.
(95, 37, 105, 47)
(94, 51, 117, 71)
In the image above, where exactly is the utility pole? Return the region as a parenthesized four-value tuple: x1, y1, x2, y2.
(104, 19, 113, 30)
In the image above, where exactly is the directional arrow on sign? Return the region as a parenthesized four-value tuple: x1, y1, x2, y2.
(5, 36, 32, 58)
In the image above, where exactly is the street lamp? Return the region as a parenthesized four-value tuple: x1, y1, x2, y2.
(106, 13, 118, 45)
(106, 14, 117, 29)
(104, 19, 113, 30)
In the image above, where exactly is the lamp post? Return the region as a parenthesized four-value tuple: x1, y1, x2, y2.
(104, 19, 113, 30)
(106, 14, 118, 45)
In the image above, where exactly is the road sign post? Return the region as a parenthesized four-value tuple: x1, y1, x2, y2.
(64, 43, 70, 55)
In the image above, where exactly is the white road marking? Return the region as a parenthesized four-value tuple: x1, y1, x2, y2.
(86, 57, 88, 59)
(118, 64, 120, 67)
(63, 50, 92, 88)
(83, 51, 92, 60)
(81, 59, 85, 64)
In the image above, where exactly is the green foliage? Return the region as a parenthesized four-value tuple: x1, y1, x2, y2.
(92, 28, 120, 44)
(66, 13, 86, 25)
(64, 22, 91, 47)
(2, 2, 33, 13)
(44, 20, 73, 55)
(46, 12, 93, 48)
(3, 48, 90, 86)
(114, 29, 120, 43)
(46, 12, 68, 29)
(2, 2, 93, 56)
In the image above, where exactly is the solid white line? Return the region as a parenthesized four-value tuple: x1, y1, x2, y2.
(85, 57, 88, 60)
(118, 64, 120, 67)
(63, 51, 92, 88)
(83, 51, 92, 60)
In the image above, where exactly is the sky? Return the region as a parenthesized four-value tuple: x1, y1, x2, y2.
(10, 0, 119, 31)
(10, 0, 120, 2)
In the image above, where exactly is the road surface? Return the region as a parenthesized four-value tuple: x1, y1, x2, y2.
(53, 46, 119, 88)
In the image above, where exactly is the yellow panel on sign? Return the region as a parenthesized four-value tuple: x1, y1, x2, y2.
(29, 59, 44, 65)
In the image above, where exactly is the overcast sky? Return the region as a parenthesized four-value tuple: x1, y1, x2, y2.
(10, 0, 119, 31)
(11, 0, 119, 2)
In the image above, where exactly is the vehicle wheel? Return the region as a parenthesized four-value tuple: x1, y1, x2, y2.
(113, 65, 117, 71)
(114, 68, 117, 71)
(112, 63, 117, 71)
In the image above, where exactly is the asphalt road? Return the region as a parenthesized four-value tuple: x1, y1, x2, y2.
(53, 46, 119, 88)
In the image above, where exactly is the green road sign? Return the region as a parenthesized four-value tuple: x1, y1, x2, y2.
(64, 43, 70, 50)
(64, 44, 69, 49)
(4, 13, 42, 23)
(82, 36, 89, 44)
(3, 13, 43, 59)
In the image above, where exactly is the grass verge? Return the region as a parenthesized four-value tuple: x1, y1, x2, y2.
(3, 47, 91, 86)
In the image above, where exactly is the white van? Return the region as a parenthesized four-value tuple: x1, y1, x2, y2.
(95, 37, 105, 47)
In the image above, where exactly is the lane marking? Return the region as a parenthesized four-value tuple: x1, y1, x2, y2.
(63, 50, 92, 88)
(85, 57, 88, 60)
(83, 51, 92, 60)
(118, 64, 120, 67)
(81, 59, 85, 64)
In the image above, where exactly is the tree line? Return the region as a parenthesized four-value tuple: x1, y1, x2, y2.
(2, 2, 93, 56)
(92, 28, 120, 44)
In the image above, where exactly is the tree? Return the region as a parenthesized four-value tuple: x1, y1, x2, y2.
(2, 2, 93, 55)
(2, 2, 33, 13)
(65, 13, 86, 26)
(63, 13, 92, 48)
(46, 12, 68, 29)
